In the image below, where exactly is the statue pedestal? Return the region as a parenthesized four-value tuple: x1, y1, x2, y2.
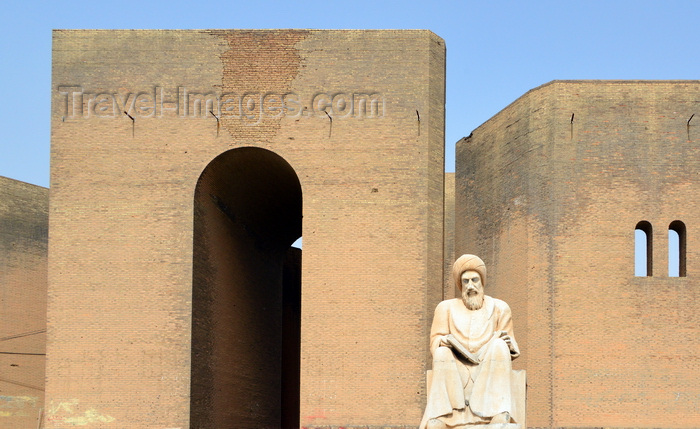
(428, 422, 522, 429)
(464, 423, 527, 429)
(462, 424, 521, 429)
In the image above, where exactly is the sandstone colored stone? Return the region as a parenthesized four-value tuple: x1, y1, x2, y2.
(421, 255, 524, 428)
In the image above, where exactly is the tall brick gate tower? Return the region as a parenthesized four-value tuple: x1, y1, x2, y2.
(46, 30, 445, 429)
(455, 81, 699, 428)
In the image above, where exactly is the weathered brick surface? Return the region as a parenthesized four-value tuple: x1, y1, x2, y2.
(456, 81, 700, 428)
(443, 173, 456, 299)
(48, 30, 445, 428)
(0, 176, 48, 429)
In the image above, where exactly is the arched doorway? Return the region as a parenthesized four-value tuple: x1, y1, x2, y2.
(190, 147, 302, 429)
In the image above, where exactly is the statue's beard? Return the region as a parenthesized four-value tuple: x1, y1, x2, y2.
(462, 290, 484, 310)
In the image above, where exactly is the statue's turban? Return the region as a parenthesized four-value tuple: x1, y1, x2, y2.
(453, 254, 486, 291)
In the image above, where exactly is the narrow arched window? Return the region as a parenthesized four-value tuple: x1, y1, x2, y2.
(668, 220, 686, 277)
(635, 221, 653, 276)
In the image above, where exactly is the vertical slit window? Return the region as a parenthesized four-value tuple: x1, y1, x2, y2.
(635, 221, 653, 277)
(668, 220, 686, 277)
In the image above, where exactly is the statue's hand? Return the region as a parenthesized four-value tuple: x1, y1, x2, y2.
(498, 331, 516, 353)
(438, 335, 451, 347)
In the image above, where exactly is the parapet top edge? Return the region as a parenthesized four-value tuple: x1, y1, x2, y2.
(462, 79, 700, 142)
(51, 28, 440, 33)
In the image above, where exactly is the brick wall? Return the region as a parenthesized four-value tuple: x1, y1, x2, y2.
(443, 173, 455, 299)
(456, 81, 700, 428)
(0, 176, 48, 429)
(48, 30, 445, 428)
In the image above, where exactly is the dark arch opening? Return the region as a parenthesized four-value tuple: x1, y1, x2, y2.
(635, 221, 653, 277)
(668, 220, 686, 277)
(190, 147, 302, 429)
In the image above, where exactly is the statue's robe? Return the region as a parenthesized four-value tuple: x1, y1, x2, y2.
(420, 295, 520, 428)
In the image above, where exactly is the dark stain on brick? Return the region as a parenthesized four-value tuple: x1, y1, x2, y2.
(210, 30, 309, 140)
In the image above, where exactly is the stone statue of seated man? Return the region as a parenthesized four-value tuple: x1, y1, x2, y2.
(420, 255, 521, 428)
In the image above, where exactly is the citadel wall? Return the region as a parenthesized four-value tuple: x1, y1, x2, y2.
(456, 80, 700, 428)
(443, 173, 456, 299)
(0, 176, 48, 429)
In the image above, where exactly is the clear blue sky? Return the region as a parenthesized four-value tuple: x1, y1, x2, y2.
(1, 0, 698, 188)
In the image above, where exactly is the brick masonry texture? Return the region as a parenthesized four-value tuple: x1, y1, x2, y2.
(456, 80, 700, 428)
(0, 176, 48, 429)
(443, 173, 456, 299)
(48, 30, 445, 429)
